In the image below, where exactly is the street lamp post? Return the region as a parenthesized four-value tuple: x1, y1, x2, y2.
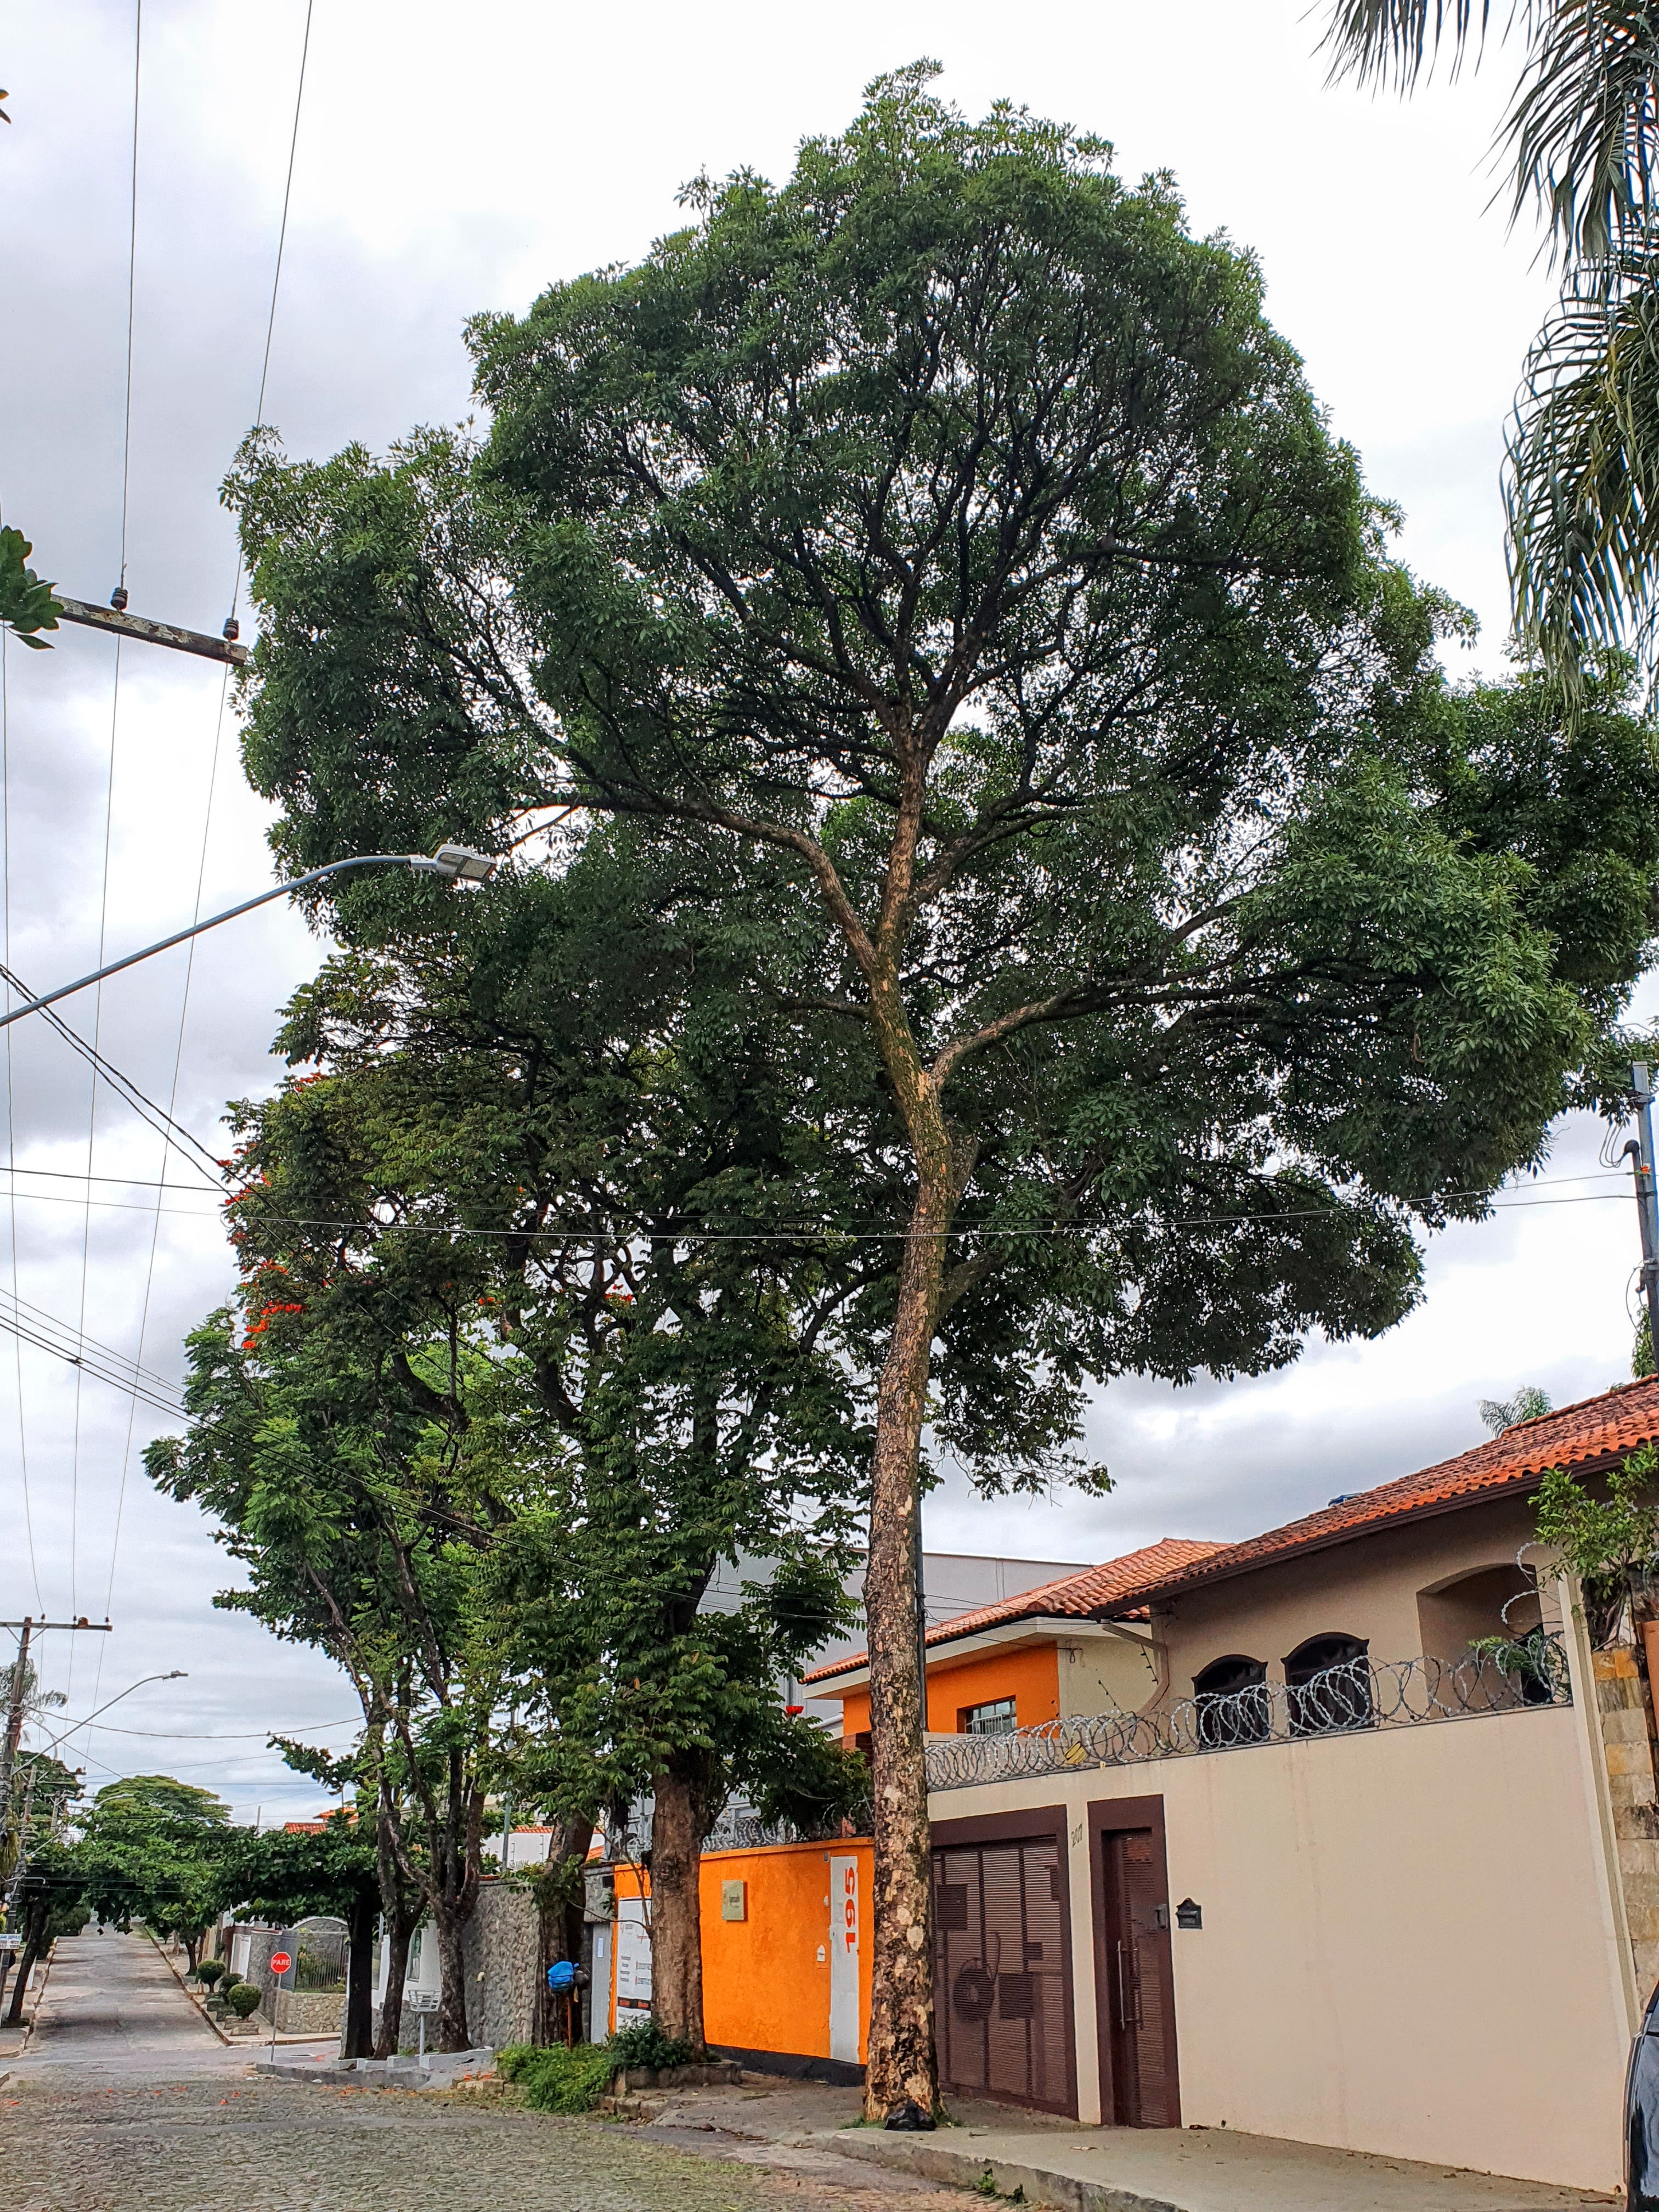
(0, 844, 496, 1036)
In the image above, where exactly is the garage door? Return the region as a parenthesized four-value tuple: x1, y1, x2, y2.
(932, 1835, 1073, 2115)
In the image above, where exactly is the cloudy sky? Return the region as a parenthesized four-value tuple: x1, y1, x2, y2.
(0, 0, 1649, 1821)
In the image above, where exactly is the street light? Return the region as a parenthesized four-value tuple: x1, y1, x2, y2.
(0, 844, 497, 1035)
(37, 1669, 190, 1757)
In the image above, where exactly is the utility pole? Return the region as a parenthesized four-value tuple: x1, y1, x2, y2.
(1629, 1065, 1659, 1369)
(0, 1620, 33, 1842)
(0, 1620, 111, 1912)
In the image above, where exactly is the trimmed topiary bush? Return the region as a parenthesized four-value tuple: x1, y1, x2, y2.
(225, 1982, 261, 2019)
(196, 1959, 225, 1989)
(497, 2042, 619, 2114)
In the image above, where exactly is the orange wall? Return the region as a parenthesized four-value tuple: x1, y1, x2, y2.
(838, 1641, 1060, 1741)
(701, 1840, 872, 2063)
(609, 1843, 873, 2063)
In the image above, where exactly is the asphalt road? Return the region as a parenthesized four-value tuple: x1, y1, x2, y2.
(0, 1937, 986, 2212)
(9, 1932, 331, 2079)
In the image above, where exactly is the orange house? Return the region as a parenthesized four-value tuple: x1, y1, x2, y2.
(602, 1839, 873, 2079)
(814, 1537, 1223, 1751)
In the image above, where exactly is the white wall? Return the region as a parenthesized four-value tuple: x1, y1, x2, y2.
(932, 1702, 1629, 2192)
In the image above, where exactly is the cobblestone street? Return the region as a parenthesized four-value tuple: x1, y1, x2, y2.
(0, 1940, 986, 2212)
(0, 2073, 997, 2212)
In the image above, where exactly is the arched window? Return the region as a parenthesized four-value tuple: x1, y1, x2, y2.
(1284, 1632, 1372, 1735)
(1192, 1655, 1269, 1746)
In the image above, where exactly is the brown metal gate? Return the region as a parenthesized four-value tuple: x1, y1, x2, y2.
(932, 1829, 1075, 2115)
(1088, 1795, 1181, 2128)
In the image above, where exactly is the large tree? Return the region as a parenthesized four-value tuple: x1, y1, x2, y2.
(165, 843, 879, 2050)
(228, 73, 1659, 2113)
(146, 1290, 520, 2055)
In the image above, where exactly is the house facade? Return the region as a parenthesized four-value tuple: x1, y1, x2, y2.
(771, 1376, 1659, 2193)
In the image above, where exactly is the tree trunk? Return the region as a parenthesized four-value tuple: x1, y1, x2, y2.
(432, 1904, 471, 2053)
(860, 1123, 969, 2122)
(373, 1910, 415, 2059)
(532, 1814, 594, 2047)
(184, 1932, 202, 1974)
(4, 1897, 47, 2026)
(342, 1889, 375, 2060)
(648, 1762, 707, 2054)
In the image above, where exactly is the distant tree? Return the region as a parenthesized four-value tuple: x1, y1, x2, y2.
(229, 71, 1659, 2112)
(222, 1813, 382, 2059)
(1479, 1386, 1554, 1435)
(71, 1777, 230, 1973)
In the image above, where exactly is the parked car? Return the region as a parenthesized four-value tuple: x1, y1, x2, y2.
(1627, 1983, 1659, 2207)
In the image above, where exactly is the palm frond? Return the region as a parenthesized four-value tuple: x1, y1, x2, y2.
(1506, 233, 1659, 701)
(1504, 0, 1659, 261)
(1321, 0, 1492, 89)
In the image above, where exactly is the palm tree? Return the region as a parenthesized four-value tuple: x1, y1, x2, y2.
(1322, 2, 1659, 705)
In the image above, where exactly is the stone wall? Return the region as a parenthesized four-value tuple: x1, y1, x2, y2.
(275, 1988, 345, 2035)
(1596, 1641, 1659, 2001)
(459, 1881, 541, 2051)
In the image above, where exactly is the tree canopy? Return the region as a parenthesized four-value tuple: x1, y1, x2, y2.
(227, 69, 1659, 2111)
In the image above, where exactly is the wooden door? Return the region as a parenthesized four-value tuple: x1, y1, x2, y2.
(1099, 1827, 1176, 2126)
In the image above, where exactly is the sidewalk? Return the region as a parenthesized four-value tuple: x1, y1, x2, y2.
(622, 2076, 1618, 2212)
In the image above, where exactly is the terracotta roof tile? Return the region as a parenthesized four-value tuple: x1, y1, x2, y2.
(800, 1537, 1225, 1684)
(1124, 1374, 1659, 1608)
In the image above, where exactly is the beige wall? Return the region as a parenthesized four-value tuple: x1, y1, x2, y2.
(1057, 1628, 1157, 1717)
(930, 1700, 1629, 2192)
(1149, 1496, 1549, 1703)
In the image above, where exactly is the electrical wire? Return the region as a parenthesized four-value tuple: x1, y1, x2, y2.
(72, 0, 144, 1728)
(0, 961, 224, 1187)
(0, 633, 41, 1614)
(82, 0, 319, 1745)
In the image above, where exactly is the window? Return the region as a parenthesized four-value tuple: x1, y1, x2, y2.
(1191, 1654, 1269, 1746)
(1284, 1632, 1372, 1735)
(961, 1697, 1018, 1736)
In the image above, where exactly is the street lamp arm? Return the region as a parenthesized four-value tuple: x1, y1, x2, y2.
(37, 1670, 189, 1758)
(0, 845, 495, 1037)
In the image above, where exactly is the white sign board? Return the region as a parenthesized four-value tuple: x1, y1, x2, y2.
(405, 1989, 439, 2013)
(614, 1897, 652, 2018)
(829, 1853, 860, 2064)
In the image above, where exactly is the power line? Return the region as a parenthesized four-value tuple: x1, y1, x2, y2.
(0, 961, 224, 1187)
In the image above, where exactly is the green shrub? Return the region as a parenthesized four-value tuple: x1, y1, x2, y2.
(216, 1970, 241, 1997)
(196, 1959, 225, 1989)
(608, 2019, 696, 2073)
(225, 1982, 261, 2019)
(497, 2042, 618, 2114)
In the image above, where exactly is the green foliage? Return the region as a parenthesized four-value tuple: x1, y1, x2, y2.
(1322, 1, 1659, 695)
(225, 69, 1659, 1443)
(217, 1969, 242, 1995)
(225, 1980, 262, 2019)
(196, 1957, 226, 1988)
(606, 2018, 695, 2072)
(1533, 1444, 1659, 1643)
(497, 2040, 618, 2112)
(93, 1775, 230, 1825)
(1637, 1313, 1654, 1378)
(0, 510, 60, 649)
(72, 1775, 234, 1948)
(1478, 1386, 1553, 1436)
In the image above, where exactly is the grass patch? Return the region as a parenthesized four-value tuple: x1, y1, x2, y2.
(497, 2042, 619, 2114)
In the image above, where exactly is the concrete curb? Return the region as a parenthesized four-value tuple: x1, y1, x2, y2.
(15, 1938, 58, 2056)
(147, 1936, 235, 2045)
(825, 2130, 1183, 2212)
